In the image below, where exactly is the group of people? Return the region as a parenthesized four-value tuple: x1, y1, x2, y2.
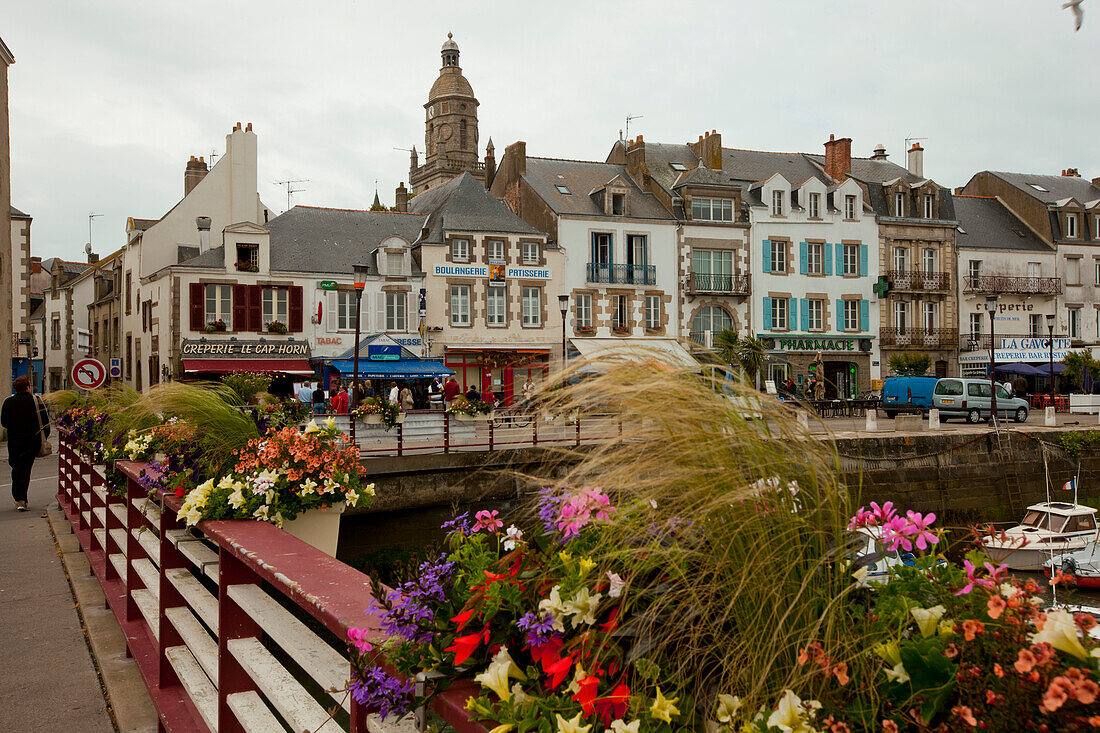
(776, 374, 827, 401)
(289, 375, 537, 415)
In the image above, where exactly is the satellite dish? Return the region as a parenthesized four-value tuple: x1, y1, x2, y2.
(84, 242, 92, 255)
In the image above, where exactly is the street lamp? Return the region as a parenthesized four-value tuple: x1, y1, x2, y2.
(557, 294, 570, 374)
(1047, 312, 1056, 403)
(985, 295, 998, 426)
(350, 265, 369, 444)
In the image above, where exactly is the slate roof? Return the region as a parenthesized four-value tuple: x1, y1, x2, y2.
(802, 153, 957, 222)
(671, 165, 740, 190)
(129, 217, 159, 231)
(408, 171, 545, 244)
(175, 206, 428, 275)
(985, 171, 1100, 206)
(953, 195, 1051, 253)
(522, 158, 673, 219)
(720, 148, 829, 192)
(52, 259, 92, 276)
(10, 204, 29, 218)
(631, 142, 703, 192)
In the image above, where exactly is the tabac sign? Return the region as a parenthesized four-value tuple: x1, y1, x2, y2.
(180, 339, 311, 358)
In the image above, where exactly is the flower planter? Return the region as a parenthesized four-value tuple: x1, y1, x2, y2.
(282, 502, 345, 558)
(363, 414, 383, 425)
(395, 413, 406, 424)
(453, 413, 476, 422)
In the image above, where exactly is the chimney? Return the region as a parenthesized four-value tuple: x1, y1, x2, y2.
(30, 256, 42, 274)
(196, 216, 212, 251)
(1063, 168, 1080, 177)
(687, 130, 723, 169)
(395, 182, 409, 213)
(484, 138, 496, 189)
(907, 142, 924, 178)
(505, 141, 527, 177)
(871, 143, 888, 160)
(185, 155, 209, 196)
(823, 134, 852, 181)
(88, 252, 100, 264)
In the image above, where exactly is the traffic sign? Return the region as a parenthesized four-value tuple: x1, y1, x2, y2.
(319, 280, 339, 291)
(71, 358, 107, 390)
(109, 357, 122, 379)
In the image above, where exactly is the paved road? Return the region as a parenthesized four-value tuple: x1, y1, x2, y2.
(814, 409, 1096, 439)
(0, 445, 114, 732)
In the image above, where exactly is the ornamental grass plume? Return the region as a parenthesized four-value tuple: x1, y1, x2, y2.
(518, 355, 868, 724)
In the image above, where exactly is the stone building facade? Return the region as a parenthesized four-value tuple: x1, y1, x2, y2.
(1, 36, 13, 393)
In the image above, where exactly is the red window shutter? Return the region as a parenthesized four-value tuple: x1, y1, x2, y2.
(189, 283, 204, 331)
(232, 285, 247, 332)
(248, 286, 262, 332)
(289, 286, 303, 332)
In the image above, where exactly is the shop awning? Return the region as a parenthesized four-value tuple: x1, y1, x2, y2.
(569, 338, 700, 372)
(328, 359, 454, 379)
(182, 358, 314, 375)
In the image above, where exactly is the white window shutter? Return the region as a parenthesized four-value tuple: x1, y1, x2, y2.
(327, 292, 337, 331)
(375, 292, 387, 333)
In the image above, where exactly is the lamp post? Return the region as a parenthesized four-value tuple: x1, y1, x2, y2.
(1047, 312, 1056, 403)
(985, 295, 998, 425)
(557, 294, 570, 374)
(350, 265, 369, 444)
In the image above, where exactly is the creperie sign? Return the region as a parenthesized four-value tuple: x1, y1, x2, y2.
(180, 340, 310, 357)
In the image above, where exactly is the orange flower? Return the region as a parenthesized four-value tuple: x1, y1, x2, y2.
(986, 595, 1006, 620)
(953, 705, 978, 727)
(985, 689, 998, 705)
(1015, 648, 1037, 674)
(962, 619, 985, 641)
(1077, 613, 1098, 633)
(1078, 679, 1100, 705)
(993, 663, 1004, 678)
(1042, 676, 1073, 712)
(832, 663, 849, 686)
(882, 722, 898, 733)
(1088, 715, 1100, 727)
(944, 643, 959, 658)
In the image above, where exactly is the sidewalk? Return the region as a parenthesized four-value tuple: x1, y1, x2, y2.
(0, 447, 116, 730)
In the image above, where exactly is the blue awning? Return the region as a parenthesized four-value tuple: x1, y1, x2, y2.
(327, 359, 454, 379)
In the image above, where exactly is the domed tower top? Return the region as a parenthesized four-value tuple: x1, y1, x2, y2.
(441, 32, 459, 67)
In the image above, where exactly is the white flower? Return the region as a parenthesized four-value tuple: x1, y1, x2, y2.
(884, 662, 909, 684)
(300, 478, 318, 496)
(345, 489, 359, 506)
(563, 587, 602, 628)
(503, 524, 524, 551)
(766, 689, 820, 733)
(253, 505, 270, 521)
(606, 571, 626, 599)
(910, 605, 946, 638)
(608, 721, 639, 733)
(304, 420, 321, 434)
(227, 488, 245, 509)
(217, 475, 236, 490)
(715, 693, 741, 723)
(363, 482, 376, 496)
(649, 499, 658, 509)
(538, 585, 567, 632)
(510, 683, 530, 706)
(324, 416, 337, 430)
(1032, 609, 1089, 661)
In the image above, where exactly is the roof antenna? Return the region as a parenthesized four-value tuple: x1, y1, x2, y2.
(904, 135, 927, 150)
(274, 179, 308, 211)
(209, 148, 219, 166)
(625, 113, 644, 141)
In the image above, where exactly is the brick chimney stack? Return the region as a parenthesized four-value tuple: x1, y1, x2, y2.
(504, 141, 526, 178)
(907, 142, 924, 178)
(1062, 168, 1081, 177)
(395, 182, 409, 213)
(185, 155, 209, 196)
(823, 134, 852, 181)
(30, 256, 41, 274)
(688, 130, 723, 169)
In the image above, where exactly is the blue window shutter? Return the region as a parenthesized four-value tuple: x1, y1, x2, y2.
(789, 297, 797, 329)
(824, 242, 833, 275)
(860, 244, 869, 277)
(763, 297, 772, 330)
(609, 233, 614, 266)
(800, 298, 810, 331)
(799, 241, 808, 275)
(763, 240, 772, 273)
(836, 244, 844, 275)
(860, 299, 870, 332)
(836, 299, 844, 330)
(591, 232, 596, 263)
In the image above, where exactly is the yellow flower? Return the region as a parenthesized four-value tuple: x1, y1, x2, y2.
(324, 416, 337, 430)
(227, 488, 245, 509)
(609, 721, 639, 733)
(884, 662, 909, 684)
(474, 646, 527, 701)
(300, 478, 318, 495)
(217, 475, 235, 489)
(554, 713, 591, 733)
(345, 490, 359, 506)
(364, 482, 376, 496)
(487, 725, 514, 733)
(649, 688, 680, 723)
(577, 556, 596, 577)
(1032, 609, 1089, 661)
(558, 550, 573, 565)
(766, 689, 820, 733)
(874, 640, 901, 667)
(910, 605, 946, 638)
(304, 419, 321, 434)
(715, 693, 741, 723)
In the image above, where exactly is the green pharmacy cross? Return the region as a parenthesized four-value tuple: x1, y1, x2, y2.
(873, 275, 890, 299)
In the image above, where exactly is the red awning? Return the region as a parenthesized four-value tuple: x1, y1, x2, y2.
(182, 359, 314, 375)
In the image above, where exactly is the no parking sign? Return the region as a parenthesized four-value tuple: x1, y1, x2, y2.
(109, 357, 122, 379)
(71, 358, 107, 390)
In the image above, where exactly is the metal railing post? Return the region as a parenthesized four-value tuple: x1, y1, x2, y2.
(397, 421, 404, 457)
(489, 419, 494, 451)
(532, 413, 538, 446)
(576, 414, 581, 447)
(443, 412, 450, 454)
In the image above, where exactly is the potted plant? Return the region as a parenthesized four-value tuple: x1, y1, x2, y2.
(446, 397, 494, 421)
(612, 324, 630, 335)
(352, 399, 401, 430)
(204, 319, 227, 333)
(576, 325, 596, 335)
(235, 260, 259, 272)
(266, 321, 288, 334)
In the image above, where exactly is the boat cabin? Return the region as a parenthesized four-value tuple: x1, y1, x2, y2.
(1017, 502, 1097, 535)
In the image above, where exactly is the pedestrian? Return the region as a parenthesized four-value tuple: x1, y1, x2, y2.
(465, 384, 482, 403)
(522, 378, 536, 402)
(362, 380, 376, 400)
(297, 381, 314, 404)
(311, 383, 327, 415)
(1, 376, 51, 511)
(399, 384, 415, 412)
(429, 378, 444, 409)
(332, 386, 350, 415)
(1012, 375, 1027, 399)
(443, 376, 461, 404)
(387, 381, 400, 405)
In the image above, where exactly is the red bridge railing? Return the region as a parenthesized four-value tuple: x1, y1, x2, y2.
(56, 429, 487, 733)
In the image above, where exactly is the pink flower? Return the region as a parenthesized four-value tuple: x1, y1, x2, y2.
(870, 501, 897, 524)
(473, 509, 504, 533)
(956, 559, 997, 596)
(905, 511, 939, 550)
(347, 627, 373, 654)
(882, 516, 913, 553)
(847, 506, 876, 530)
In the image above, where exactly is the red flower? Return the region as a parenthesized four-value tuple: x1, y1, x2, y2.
(572, 674, 599, 715)
(529, 637, 564, 669)
(593, 682, 630, 726)
(174, 485, 186, 498)
(451, 609, 475, 632)
(544, 655, 573, 689)
(444, 633, 481, 665)
(600, 607, 620, 634)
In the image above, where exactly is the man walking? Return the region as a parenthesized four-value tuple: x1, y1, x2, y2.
(1, 376, 50, 511)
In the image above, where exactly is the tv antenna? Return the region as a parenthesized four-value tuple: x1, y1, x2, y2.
(904, 135, 928, 150)
(625, 113, 644, 141)
(274, 179, 308, 211)
(87, 212, 102, 254)
(209, 148, 220, 166)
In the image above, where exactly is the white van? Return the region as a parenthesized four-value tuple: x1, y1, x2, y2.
(932, 378, 1029, 423)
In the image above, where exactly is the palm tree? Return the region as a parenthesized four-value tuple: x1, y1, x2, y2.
(713, 328, 742, 366)
(712, 328, 767, 383)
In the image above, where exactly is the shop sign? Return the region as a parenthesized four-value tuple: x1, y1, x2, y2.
(759, 334, 860, 352)
(393, 336, 423, 347)
(960, 349, 1076, 364)
(180, 339, 311, 357)
(316, 337, 342, 346)
(319, 280, 339, 291)
(433, 264, 551, 280)
(1001, 337, 1070, 350)
(368, 343, 401, 361)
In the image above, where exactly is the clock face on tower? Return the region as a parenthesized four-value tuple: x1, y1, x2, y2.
(438, 123, 452, 141)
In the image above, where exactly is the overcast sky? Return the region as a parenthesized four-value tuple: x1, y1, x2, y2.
(6, 0, 1097, 259)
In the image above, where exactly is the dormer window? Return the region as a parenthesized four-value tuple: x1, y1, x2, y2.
(691, 197, 733, 222)
(387, 251, 403, 275)
(894, 192, 905, 217)
(612, 193, 625, 216)
(1067, 213, 1079, 238)
(844, 195, 857, 219)
(772, 190, 785, 216)
(807, 192, 820, 219)
(235, 243, 259, 272)
(923, 194, 934, 219)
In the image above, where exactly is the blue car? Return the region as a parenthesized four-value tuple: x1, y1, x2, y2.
(880, 376, 939, 418)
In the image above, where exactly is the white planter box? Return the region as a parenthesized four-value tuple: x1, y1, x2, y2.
(283, 502, 345, 558)
(1070, 394, 1100, 414)
(363, 414, 383, 424)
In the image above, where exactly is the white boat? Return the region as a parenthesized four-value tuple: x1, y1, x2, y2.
(848, 526, 908, 584)
(982, 502, 1099, 571)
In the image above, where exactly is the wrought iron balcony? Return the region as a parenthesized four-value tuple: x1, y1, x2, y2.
(960, 334, 992, 352)
(964, 275, 1062, 295)
(586, 262, 656, 285)
(687, 273, 751, 295)
(887, 270, 952, 291)
(880, 327, 956, 348)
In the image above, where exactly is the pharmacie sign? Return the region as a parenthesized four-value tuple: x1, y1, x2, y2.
(432, 264, 551, 280)
(180, 339, 311, 358)
(761, 335, 859, 352)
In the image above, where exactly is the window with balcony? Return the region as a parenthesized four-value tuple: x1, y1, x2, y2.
(844, 300, 860, 332)
(923, 249, 936, 274)
(645, 295, 662, 330)
(923, 302, 936, 331)
(385, 292, 406, 331)
(894, 192, 905, 217)
(336, 290, 356, 330)
(693, 305, 732, 338)
(843, 244, 859, 276)
(808, 193, 821, 219)
(205, 284, 232, 329)
(807, 243, 824, 275)
(893, 247, 910, 272)
(894, 301, 909, 333)
(693, 249, 734, 290)
(844, 195, 857, 219)
(450, 285, 470, 326)
(771, 190, 784, 216)
(969, 313, 983, 339)
(770, 240, 787, 273)
(451, 239, 469, 262)
(592, 233, 612, 265)
(487, 286, 505, 326)
(968, 260, 982, 280)
(807, 299, 823, 331)
(771, 298, 788, 330)
(575, 293, 592, 330)
(1069, 307, 1081, 339)
(262, 287, 288, 329)
(522, 287, 541, 326)
(923, 194, 934, 219)
(627, 235, 647, 267)
(487, 240, 505, 261)
(691, 197, 734, 222)
(522, 241, 540, 265)
(1067, 213, 1079, 238)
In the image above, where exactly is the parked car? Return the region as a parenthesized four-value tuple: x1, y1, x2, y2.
(931, 378, 1029, 423)
(880, 376, 939, 418)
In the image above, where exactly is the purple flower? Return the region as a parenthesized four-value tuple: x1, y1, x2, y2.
(516, 611, 560, 648)
(369, 553, 455, 643)
(441, 511, 473, 535)
(536, 486, 564, 534)
(349, 666, 415, 720)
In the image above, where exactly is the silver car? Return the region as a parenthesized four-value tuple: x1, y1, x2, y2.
(932, 378, 1029, 423)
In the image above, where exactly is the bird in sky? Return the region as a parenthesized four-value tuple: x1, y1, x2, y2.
(1064, 0, 1084, 31)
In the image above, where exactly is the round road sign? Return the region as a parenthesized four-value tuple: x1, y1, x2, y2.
(71, 358, 107, 390)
